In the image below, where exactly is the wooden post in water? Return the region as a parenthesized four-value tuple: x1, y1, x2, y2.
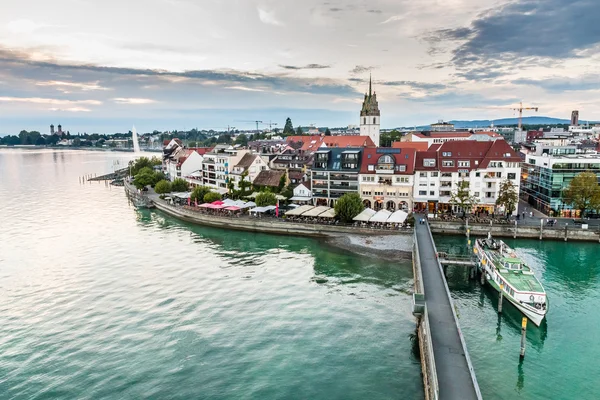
(539, 218, 543, 240)
(480, 259, 486, 285)
(564, 224, 568, 242)
(498, 284, 503, 313)
(520, 317, 527, 359)
(514, 220, 517, 239)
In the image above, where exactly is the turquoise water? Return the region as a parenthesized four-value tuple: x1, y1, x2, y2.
(435, 235, 600, 400)
(0, 149, 422, 399)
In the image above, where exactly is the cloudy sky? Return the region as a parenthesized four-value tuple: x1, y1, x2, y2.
(1, 0, 599, 134)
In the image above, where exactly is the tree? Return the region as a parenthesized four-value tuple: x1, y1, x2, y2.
(496, 179, 518, 216)
(283, 117, 294, 135)
(296, 126, 303, 135)
(204, 191, 222, 203)
(171, 178, 190, 192)
(154, 180, 172, 194)
(562, 171, 600, 217)
(325, 128, 331, 136)
(334, 193, 364, 222)
(234, 134, 248, 147)
(191, 186, 211, 203)
(255, 191, 277, 207)
(450, 179, 478, 215)
(73, 137, 81, 147)
(238, 170, 252, 196)
(130, 157, 153, 176)
(278, 172, 287, 193)
(133, 167, 157, 189)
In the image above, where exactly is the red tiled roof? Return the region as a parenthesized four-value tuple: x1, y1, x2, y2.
(360, 147, 416, 174)
(189, 147, 213, 156)
(415, 151, 439, 171)
(413, 132, 472, 138)
(392, 141, 429, 151)
(285, 135, 375, 152)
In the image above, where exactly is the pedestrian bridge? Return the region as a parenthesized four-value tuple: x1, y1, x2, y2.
(412, 217, 482, 400)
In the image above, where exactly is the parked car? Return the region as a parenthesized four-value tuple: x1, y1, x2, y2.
(572, 218, 585, 225)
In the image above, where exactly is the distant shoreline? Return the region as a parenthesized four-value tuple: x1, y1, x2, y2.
(0, 145, 161, 153)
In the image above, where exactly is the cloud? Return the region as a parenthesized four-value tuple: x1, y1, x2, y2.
(257, 7, 283, 26)
(0, 96, 101, 106)
(380, 15, 404, 24)
(6, 19, 45, 34)
(427, 0, 600, 80)
(379, 80, 447, 91)
(49, 107, 92, 112)
(112, 98, 157, 104)
(350, 65, 374, 74)
(513, 75, 600, 92)
(279, 64, 331, 70)
(36, 80, 109, 91)
(224, 86, 265, 92)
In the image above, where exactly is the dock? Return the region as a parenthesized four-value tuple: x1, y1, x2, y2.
(413, 216, 481, 400)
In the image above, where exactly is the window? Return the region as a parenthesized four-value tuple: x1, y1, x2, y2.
(431, 172, 439, 177)
(475, 172, 480, 177)
(419, 182, 427, 186)
(424, 158, 436, 167)
(368, 165, 374, 171)
(497, 172, 502, 178)
(442, 160, 454, 167)
(396, 165, 406, 172)
(363, 117, 366, 124)
(440, 191, 451, 196)
(508, 173, 516, 180)
(429, 191, 435, 196)
(420, 172, 427, 177)
(442, 152, 452, 157)
(458, 161, 470, 167)
(474, 192, 480, 197)
(419, 190, 427, 196)
(373, 117, 376, 124)
(486, 192, 493, 198)
(475, 160, 479, 166)
(396, 177, 409, 183)
(430, 182, 435, 186)
(487, 182, 492, 188)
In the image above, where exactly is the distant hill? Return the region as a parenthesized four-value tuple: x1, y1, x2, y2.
(408, 116, 596, 130)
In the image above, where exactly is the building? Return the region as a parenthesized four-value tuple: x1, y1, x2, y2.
(229, 153, 269, 189)
(359, 76, 381, 147)
(285, 135, 376, 153)
(290, 181, 312, 204)
(401, 131, 504, 147)
(412, 140, 522, 215)
(253, 170, 286, 191)
(391, 141, 430, 152)
(522, 152, 600, 217)
(571, 110, 579, 126)
(50, 124, 55, 135)
(359, 147, 417, 211)
(311, 148, 362, 206)
(430, 120, 455, 132)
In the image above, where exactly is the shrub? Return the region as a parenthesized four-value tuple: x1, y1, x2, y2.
(191, 186, 211, 203)
(171, 178, 190, 192)
(203, 191, 222, 203)
(154, 180, 172, 194)
(255, 191, 277, 207)
(334, 193, 364, 223)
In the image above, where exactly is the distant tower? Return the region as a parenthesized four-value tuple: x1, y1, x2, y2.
(360, 75, 381, 146)
(50, 124, 55, 135)
(58, 124, 63, 135)
(571, 110, 579, 126)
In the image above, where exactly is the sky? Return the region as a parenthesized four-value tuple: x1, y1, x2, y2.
(1, 0, 600, 134)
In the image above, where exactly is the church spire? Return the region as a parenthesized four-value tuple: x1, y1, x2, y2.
(369, 73, 372, 98)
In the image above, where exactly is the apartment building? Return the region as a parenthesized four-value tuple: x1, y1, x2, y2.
(412, 140, 521, 215)
(358, 147, 416, 211)
(311, 148, 362, 206)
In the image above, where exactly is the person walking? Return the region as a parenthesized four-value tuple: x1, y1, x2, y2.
(522, 211, 525, 220)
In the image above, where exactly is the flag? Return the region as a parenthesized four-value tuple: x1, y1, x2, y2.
(188, 197, 191, 206)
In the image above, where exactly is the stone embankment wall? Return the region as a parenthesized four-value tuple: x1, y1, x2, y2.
(429, 220, 600, 242)
(152, 198, 412, 239)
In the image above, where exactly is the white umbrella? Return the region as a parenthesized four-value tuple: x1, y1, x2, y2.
(353, 208, 377, 222)
(369, 209, 392, 223)
(387, 210, 408, 224)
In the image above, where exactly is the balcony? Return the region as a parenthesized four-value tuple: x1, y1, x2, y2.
(312, 173, 328, 180)
(313, 183, 328, 189)
(330, 184, 358, 190)
(330, 174, 358, 181)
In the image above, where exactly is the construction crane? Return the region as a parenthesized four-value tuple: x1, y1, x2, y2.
(262, 121, 278, 131)
(235, 120, 263, 132)
(511, 102, 538, 131)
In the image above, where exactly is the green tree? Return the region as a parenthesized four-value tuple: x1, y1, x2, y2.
(204, 191, 222, 203)
(562, 171, 600, 217)
(296, 126, 303, 135)
(283, 117, 294, 135)
(255, 191, 277, 207)
(325, 128, 331, 136)
(133, 167, 157, 189)
(154, 180, 172, 194)
(130, 157, 154, 176)
(171, 178, 190, 192)
(450, 179, 478, 215)
(334, 193, 364, 222)
(234, 134, 248, 147)
(191, 186, 211, 203)
(73, 137, 81, 147)
(238, 170, 252, 196)
(496, 179, 518, 216)
(227, 179, 236, 195)
(278, 172, 287, 193)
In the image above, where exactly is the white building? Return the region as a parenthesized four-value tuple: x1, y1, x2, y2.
(402, 131, 504, 147)
(412, 140, 522, 215)
(229, 153, 269, 189)
(290, 182, 312, 204)
(359, 76, 381, 147)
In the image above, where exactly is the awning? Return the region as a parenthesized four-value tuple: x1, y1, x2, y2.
(285, 205, 314, 216)
(224, 206, 241, 211)
(275, 194, 287, 201)
(198, 203, 212, 208)
(289, 196, 312, 201)
(369, 209, 392, 223)
(302, 206, 331, 217)
(211, 200, 224, 205)
(214, 187, 228, 195)
(239, 201, 256, 209)
(387, 210, 408, 224)
(249, 205, 277, 214)
(318, 208, 336, 218)
(353, 208, 376, 222)
(171, 192, 191, 199)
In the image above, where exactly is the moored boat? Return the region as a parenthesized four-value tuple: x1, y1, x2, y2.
(474, 234, 547, 326)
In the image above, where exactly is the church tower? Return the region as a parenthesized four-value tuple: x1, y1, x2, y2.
(360, 75, 381, 146)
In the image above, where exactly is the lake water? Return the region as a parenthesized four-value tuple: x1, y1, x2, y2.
(435, 235, 600, 400)
(0, 149, 422, 399)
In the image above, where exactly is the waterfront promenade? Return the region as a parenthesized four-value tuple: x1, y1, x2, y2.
(415, 217, 481, 400)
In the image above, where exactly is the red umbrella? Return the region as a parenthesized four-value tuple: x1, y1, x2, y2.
(211, 200, 224, 205)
